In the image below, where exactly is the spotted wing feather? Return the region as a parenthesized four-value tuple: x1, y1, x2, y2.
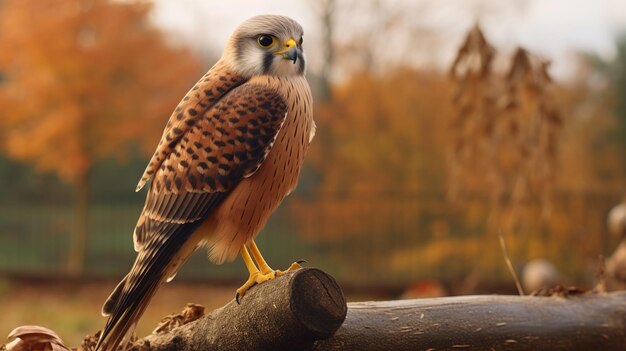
(136, 64, 246, 192)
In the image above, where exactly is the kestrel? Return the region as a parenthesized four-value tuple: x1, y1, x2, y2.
(96, 15, 314, 350)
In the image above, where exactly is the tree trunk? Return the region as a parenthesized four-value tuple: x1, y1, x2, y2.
(133, 268, 626, 351)
(318, 0, 335, 103)
(67, 170, 89, 276)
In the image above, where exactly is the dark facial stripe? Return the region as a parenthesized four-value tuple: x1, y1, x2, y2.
(262, 52, 274, 74)
(297, 52, 305, 75)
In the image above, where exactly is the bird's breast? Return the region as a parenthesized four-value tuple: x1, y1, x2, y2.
(200, 75, 314, 263)
(229, 75, 313, 216)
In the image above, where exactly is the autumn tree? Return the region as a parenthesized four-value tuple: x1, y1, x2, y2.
(0, 0, 202, 275)
(557, 57, 626, 193)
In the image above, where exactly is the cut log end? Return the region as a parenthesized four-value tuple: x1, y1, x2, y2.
(290, 268, 347, 339)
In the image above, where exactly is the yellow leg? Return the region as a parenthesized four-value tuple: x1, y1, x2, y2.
(248, 240, 303, 277)
(235, 246, 275, 303)
(248, 240, 274, 275)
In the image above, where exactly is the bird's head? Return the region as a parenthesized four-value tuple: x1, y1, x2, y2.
(224, 15, 306, 78)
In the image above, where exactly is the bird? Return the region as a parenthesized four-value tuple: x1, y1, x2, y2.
(96, 14, 315, 350)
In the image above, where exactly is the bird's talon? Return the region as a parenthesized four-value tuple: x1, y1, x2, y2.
(235, 292, 241, 304)
(287, 261, 303, 271)
(236, 270, 276, 301)
(296, 259, 307, 264)
(275, 261, 304, 276)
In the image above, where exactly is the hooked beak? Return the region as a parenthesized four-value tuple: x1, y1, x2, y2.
(275, 38, 298, 64)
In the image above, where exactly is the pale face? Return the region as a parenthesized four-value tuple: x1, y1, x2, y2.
(227, 15, 306, 78)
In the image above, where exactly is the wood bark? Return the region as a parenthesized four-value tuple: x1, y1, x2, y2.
(311, 291, 626, 351)
(138, 268, 626, 351)
(141, 268, 347, 351)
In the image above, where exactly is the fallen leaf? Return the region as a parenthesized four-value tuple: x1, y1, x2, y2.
(6, 325, 70, 351)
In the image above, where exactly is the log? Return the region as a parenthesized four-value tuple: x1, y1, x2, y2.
(311, 291, 626, 351)
(136, 268, 626, 351)
(141, 268, 347, 351)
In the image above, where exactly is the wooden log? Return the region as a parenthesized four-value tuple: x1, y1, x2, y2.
(311, 291, 626, 351)
(135, 268, 626, 351)
(141, 267, 347, 351)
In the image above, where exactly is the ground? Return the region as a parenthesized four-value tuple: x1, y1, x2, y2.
(0, 278, 236, 346)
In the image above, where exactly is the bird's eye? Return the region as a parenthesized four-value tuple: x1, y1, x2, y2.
(257, 35, 274, 47)
(299, 37, 303, 46)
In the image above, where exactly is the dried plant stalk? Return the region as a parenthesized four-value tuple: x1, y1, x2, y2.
(449, 25, 562, 233)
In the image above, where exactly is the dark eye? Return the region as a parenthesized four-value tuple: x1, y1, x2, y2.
(257, 35, 274, 47)
(299, 37, 303, 46)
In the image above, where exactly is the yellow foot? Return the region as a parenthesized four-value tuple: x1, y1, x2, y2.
(275, 260, 306, 277)
(235, 270, 276, 304)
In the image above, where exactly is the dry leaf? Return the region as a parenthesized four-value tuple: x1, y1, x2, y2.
(153, 303, 205, 335)
(6, 325, 70, 351)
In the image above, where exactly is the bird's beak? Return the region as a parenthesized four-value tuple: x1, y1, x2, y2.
(275, 38, 298, 64)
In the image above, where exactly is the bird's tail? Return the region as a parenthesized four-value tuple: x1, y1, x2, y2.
(101, 274, 128, 317)
(96, 221, 199, 351)
(95, 254, 163, 351)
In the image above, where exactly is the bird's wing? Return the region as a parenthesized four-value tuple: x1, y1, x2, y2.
(135, 65, 246, 192)
(132, 82, 288, 251)
(96, 82, 288, 351)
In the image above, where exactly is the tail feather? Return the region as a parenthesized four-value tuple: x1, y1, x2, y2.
(96, 221, 201, 351)
(97, 279, 159, 351)
(96, 258, 160, 351)
(102, 274, 128, 317)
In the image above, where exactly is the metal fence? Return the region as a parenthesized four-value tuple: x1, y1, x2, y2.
(0, 191, 620, 289)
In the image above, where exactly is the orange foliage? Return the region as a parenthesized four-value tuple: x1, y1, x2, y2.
(292, 68, 454, 239)
(0, 0, 202, 182)
(557, 67, 626, 193)
(313, 68, 453, 195)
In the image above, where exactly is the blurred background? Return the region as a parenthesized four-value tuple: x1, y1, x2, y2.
(0, 0, 625, 345)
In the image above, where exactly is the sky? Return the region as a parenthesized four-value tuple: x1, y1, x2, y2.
(149, 0, 626, 80)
